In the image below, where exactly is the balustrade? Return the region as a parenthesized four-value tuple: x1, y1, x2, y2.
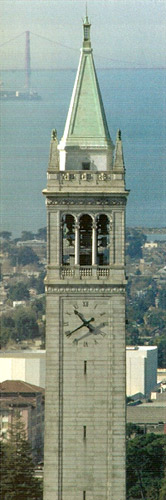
(60, 266, 110, 279)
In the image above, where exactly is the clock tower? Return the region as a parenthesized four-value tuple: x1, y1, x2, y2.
(43, 15, 129, 500)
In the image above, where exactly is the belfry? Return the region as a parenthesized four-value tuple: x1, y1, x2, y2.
(43, 15, 128, 500)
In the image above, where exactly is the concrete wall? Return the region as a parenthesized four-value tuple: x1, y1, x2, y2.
(126, 346, 157, 397)
(64, 149, 111, 172)
(0, 351, 45, 388)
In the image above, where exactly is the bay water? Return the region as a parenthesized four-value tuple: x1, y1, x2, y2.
(1, 69, 165, 237)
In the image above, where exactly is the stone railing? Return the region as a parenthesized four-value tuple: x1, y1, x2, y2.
(47, 170, 124, 186)
(60, 266, 110, 279)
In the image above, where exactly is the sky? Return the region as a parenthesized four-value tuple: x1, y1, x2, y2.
(0, 0, 166, 69)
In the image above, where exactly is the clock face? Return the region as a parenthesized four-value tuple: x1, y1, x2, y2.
(63, 298, 109, 346)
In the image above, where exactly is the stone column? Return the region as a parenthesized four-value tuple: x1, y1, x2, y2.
(92, 220, 97, 266)
(75, 218, 80, 266)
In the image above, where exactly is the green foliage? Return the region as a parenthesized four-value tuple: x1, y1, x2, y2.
(1, 412, 42, 499)
(153, 335, 166, 368)
(126, 325, 139, 345)
(36, 227, 47, 241)
(159, 477, 166, 500)
(8, 281, 30, 301)
(1, 238, 13, 255)
(28, 271, 45, 295)
(159, 287, 166, 310)
(31, 297, 45, 317)
(147, 310, 166, 329)
(0, 326, 11, 348)
(126, 433, 166, 499)
(144, 288, 156, 308)
(10, 246, 39, 267)
(0, 299, 45, 347)
(0, 231, 12, 240)
(126, 228, 147, 259)
(0, 315, 16, 347)
(13, 308, 39, 341)
(18, 246, 39, 266)
(21, 230, 35, 241)
(126, 299, 146, 326)
(126, 423, 144, 439)
(36, 271, 46, 294)
(135, 268, 141, 275)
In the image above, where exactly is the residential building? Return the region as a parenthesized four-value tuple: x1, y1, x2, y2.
(0, 380, 44, 460)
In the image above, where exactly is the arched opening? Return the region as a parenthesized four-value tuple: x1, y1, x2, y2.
(97, 214, 110, 265)
(79, 214, 92, 266)
(62, 214, 75, 266)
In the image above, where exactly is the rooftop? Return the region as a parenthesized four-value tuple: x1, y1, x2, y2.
(0, 380, 44, 394)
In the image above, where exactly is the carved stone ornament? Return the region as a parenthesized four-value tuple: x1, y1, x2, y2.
(46, 285, 125, 294)
(46, 197, 126, 207)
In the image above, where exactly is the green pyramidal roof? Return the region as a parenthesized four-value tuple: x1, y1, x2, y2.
(60, 18, 113, 149)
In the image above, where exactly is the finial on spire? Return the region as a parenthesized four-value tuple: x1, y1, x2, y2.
(83, 4, 91, 48)
(86, 2, 88, 18)
(113, 129, 125, 171)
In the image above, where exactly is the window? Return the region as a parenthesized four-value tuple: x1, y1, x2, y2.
(84, 361, 87, 374)
(97, 214, 110, 265)
(79, 214, 92, 266)
(83, 425, 86, 440)
(62, 214, 75, 266)
(82, 162, 90, 170)
(83, 492, 86, 500)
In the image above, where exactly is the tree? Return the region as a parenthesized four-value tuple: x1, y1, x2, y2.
(36, 271, 46, 294)
(147, 310, 166, 330)
(17, 246, 39, 266)
(0, 231, 12, 240)
(159, 477, 166, 500)
(126, 433, 166, 499)
(1, 411, 42, 499)
(8, 282, 30, 301)
(21, 230, 35, 241)
(159, 287, 166, 310)
(144, 288, 156, 309)
(31, 297, 45, 317)
(0, 314, 16, 347)
(13, 308, 39, 340)
(126, 325, 139, 345)
(154, 335, 166, 368)
(126, 423, 144, 439)
(126, 229, 147, 259)
(36, 227, 47, 241)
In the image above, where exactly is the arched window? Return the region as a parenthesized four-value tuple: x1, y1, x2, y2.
(79, 214, 92, 266)
(62, 214, 75, 266)
(97, 214, 110, 265)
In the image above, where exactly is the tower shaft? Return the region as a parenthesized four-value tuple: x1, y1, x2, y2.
(43, 16, 129, 500)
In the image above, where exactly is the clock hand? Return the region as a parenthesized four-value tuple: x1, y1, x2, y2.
(74, 309, 95, 325)
(73, 321, 107, 343)
(73, 330, 92, 344)
(86, 324, 106, 336)
(65, 323, 85, 337)
(89, 322, 107, 336)
(65, 317, 94, 338)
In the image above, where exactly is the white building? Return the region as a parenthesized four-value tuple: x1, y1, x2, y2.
(126, 346, 157, 397)
(0, 350, 45, 388)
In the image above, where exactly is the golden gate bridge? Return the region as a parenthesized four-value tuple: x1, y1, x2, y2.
(0, 30, 147, 100)
(0, 31, 42, 100)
